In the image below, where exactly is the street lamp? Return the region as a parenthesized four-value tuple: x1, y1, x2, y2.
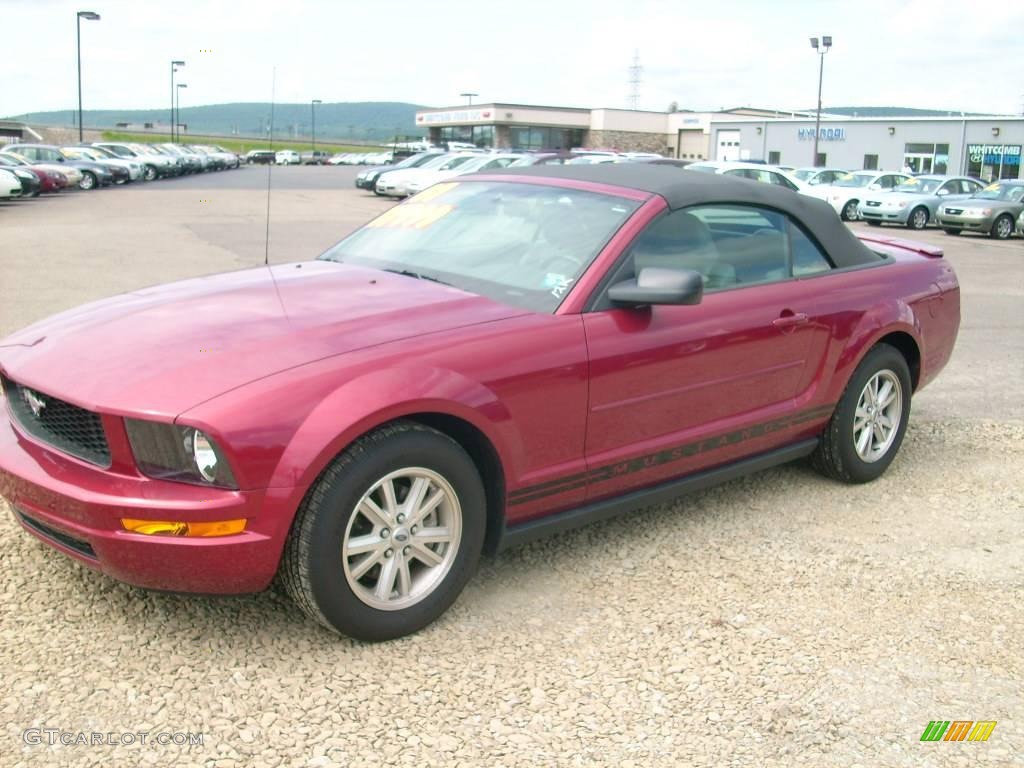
(76, 11, 101, 142)
(809, 35, 832, 167)
(170, 60, 185, 141)
(460, 92, 478, 106)
(311, 99, 322, 157)
(176, 83, 187, 140)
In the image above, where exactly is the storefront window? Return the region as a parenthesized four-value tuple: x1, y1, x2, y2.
(903, 143, 948, 174)
(966, 144, 1022, 181)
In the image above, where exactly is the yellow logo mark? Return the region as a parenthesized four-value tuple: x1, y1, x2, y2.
(967, 721, 997, 742)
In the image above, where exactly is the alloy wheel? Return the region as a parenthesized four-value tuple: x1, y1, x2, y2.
(853, 370, 903, 463)
(994, 216, 1013, 239)
(342, 467, 462, 611)
(910, 208, 928, 229)
(843, 200, 859, 221)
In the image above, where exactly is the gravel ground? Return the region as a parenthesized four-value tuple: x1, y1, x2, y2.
(1, 168, 1022, 767)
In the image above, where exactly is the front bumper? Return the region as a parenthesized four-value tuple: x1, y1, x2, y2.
(858, 203, 911, 223)
(375, 179, 408, 197)
(0, 412, 294, 594)
(937, 211, 995, 232)
(355, 176, 379, 189)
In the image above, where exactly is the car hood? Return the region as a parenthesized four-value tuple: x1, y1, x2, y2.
(944, 197, 1019, 210)
(0, 262, 526, 418)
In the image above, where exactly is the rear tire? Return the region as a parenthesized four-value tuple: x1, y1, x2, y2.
(811, 343, 912, 484)
(143, 165, 157, 181)
(281, 421, 486, 641)
(78, 172, 96, 191)
(991, 214, 1014, 240)
(907, 206, 929, 230)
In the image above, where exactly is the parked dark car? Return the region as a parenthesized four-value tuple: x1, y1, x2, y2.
(245, 150, 276, 165)
(0, 143, 113, 190)
(301, 151, 331, 165)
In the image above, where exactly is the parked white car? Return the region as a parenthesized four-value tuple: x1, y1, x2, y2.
(0, 167, 22, 198)
(375, 153, 478, 198)
(806, 170, 912, 221)
(275, 150, 301, 165)
(685, 161, 808, 192)
(404, 153, 521, 195)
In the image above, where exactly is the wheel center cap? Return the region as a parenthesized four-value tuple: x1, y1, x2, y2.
(392, 527, 409, 543)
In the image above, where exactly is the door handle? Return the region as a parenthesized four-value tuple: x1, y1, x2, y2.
(772, 312, 809, 328)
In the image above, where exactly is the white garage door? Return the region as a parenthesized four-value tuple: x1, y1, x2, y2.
(716, 130, 741, 162)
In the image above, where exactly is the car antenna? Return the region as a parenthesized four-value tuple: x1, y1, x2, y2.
(264, 66, 276, 266)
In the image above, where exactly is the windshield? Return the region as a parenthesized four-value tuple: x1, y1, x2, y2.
(792, 169, 815, 181)
(62, 148, 98, 161)
(894, 178, 941, 194)
(833, 172, 874, 188)
(88, 146, 117, 159)
(319, 181, 640, 312)
(0, 152, 29, 166)
(974, 183, 1024, 202)
(102, 145, 135, 157)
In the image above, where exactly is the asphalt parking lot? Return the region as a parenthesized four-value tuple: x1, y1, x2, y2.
(1, 167, 1022, 767)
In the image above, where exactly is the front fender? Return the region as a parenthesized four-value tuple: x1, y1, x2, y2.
(269, 365, 512, 494)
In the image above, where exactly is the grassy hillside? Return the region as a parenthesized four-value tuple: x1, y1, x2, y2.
(99, 131, 378, 155)
(8, 101, 427, 141)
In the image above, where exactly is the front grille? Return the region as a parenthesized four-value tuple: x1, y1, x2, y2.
(945, 208, 963, 215)
(16, 509, 97, 559)
(1, 375, 111, 466)
(866, 201, 882, 207)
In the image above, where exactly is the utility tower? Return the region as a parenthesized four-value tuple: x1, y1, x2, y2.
(628, 50, 643, 110)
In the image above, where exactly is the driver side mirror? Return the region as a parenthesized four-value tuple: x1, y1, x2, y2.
(608, 267, 703, 307)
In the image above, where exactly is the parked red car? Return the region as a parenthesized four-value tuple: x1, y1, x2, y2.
(0, 166, 959, 640)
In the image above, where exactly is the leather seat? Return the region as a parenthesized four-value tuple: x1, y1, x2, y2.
(631, 212, 737, 290)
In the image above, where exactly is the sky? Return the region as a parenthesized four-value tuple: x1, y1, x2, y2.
(2, 0, 1022, 118)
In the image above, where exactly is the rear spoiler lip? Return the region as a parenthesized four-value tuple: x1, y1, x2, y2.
(855, 233, 944, 258)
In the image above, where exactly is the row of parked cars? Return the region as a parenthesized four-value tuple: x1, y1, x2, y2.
(0, 141, 240, 200)
(355, 148, 690, 198)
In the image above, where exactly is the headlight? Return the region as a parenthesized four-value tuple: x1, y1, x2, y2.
(124, 418, 238, 488)
(15, 169, 33, 179)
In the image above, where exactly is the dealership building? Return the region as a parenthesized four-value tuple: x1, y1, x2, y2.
(415, 104, 1024, 180)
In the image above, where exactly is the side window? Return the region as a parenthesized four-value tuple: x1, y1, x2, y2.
(625, 205, 790, 292)
(939, 181, 959, 195)
(790, 223, 833, 276)
(966, 180, 983, 194)
(879, 175, 896, 189)
(19, 147, 38, 161)
(769, 172, 798, 190)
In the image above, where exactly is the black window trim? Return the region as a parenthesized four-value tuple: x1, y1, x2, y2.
(583, 201, 889, 312)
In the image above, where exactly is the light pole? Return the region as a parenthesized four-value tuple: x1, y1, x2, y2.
(76, 11, 101, 142)
(170, 60, 185, 141)
(176, 83, 187, 140)
(809, 36, 832, 167)
(311, 99, 322, 157)
(460, 92, 478, 106)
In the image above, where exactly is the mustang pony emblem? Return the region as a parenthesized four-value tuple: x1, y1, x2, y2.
(22, 388, 46, 417)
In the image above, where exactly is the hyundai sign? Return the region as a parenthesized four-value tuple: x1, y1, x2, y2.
(797, 127, 847, 141)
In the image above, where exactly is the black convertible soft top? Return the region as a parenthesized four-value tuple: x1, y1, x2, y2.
(485, 163, 883, 269)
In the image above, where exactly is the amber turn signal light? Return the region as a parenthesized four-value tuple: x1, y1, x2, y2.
(121, 518, 246, 537)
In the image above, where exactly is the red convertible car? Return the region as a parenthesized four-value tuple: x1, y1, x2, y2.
(0, 166, 959, 640)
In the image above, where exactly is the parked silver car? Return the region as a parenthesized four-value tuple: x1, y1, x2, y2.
(937, 180, 1024, 239)
(859, 175, 984, 230)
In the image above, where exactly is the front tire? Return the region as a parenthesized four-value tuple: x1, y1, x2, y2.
(78, 171, 96, 190)
(842, 200, 859, 221)
(907, 206, 929, 230)
(281, 421, 486, 641)
(811, 343, 912, 484)
(991, 214, 1014, 240)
